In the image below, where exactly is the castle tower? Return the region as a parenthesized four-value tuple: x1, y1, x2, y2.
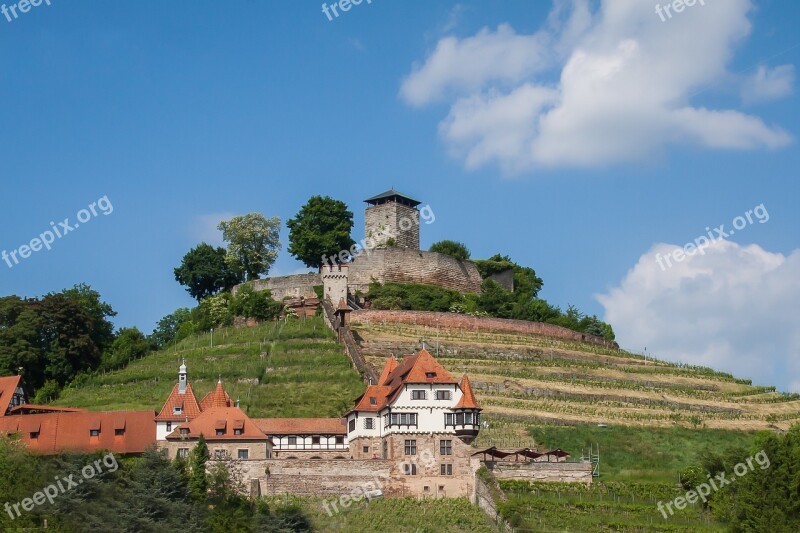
(364, 189, 421, 250)
(320, 263, 349, 306)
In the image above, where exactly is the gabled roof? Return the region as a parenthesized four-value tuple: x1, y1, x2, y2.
(253, 418, 347, 435)
(351, 385, 394, 412)
(0, 375, 24, 416)
(166, 406, 267, 441)
(200, 381, 232, 411)
(0, 410, 156, 455)
(156, 383, 202, 422)
(8, 404, 85, 415)
(364, 189, 421, 207)
(454, 374, 481, 410)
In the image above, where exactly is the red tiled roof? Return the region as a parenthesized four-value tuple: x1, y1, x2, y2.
(0, 410, 156, 455)
(0, 375, 24, 416)
(383, 348, 456, 390)
(253, 418, 347, 435)
(350, 385, 393, 412)
(454, 374, 481, 410)
(377, 356, 398, 385)
(155, 383, 202, 422)
(8, 404, 85, 415)
(199, 382, 232, 411)
(166, 406, 267, 441)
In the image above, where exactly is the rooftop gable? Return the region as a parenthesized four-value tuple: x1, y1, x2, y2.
(0, 375, 24, 416)
(454, 374, 481, 410)
(156, 383, 202, 422)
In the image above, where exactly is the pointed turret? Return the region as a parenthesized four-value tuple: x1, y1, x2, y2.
(454, 374, 480, 409)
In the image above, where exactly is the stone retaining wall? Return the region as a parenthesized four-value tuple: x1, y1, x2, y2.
(485, 461, 594, 484)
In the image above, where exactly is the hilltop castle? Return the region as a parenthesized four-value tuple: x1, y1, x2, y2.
(235, 189, 492, 307)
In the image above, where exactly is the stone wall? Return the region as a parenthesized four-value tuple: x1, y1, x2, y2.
(484, 461, 594, 484)
(241, 459, 400, 497)
(348, 248, 483, 294)
(351, 309, 618, 349)
(232, 273, 320, 300)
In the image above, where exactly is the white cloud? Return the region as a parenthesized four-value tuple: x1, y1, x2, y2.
(597, 240, 800, 392)
(190, 213, 235, 247)
(741, 64, 795, 103)
(402, 0, 793, 172)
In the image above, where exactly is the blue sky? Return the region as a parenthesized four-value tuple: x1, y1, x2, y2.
(1, 0, 798, 390)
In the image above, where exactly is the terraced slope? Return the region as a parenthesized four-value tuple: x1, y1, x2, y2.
(351, 319, 800, 440)
(54, 317, 365, 418)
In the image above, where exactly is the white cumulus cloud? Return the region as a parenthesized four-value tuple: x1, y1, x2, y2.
(597, 240, 800, 392)
(401, 0, 793, 173)
(741, 64, 795, 104)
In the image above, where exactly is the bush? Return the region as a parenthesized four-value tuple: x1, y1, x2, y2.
(230, 285, 283, 321)
(430, 240, 470, 260)
(367, 282, 465, 312)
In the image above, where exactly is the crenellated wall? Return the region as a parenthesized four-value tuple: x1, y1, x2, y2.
(232, 273, 320, 300)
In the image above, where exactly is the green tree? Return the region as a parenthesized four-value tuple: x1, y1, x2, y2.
(230, 285, 283, 321)
(60, 283, 117, 354)
(287, 195, 355, 268)
(189, 435, 209, 500)
(150, 308, 192, 348)
(218, 213, 281, 280)
(429, 240, 471, 260)
(101, 327, 153, 371)
(174, 243, 244, 301)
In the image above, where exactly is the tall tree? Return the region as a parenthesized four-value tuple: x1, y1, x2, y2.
(60, 283, 117, 354)
(189, 435, 209, 500)
(218, 214, 281, 280)
(174, 243, 244, 301)
(287, 195, 355, 268)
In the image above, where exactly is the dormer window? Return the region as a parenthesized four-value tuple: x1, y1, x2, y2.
(173, 406, 183, 415)
(234, 429, 243, 436)
(369, 397, 377, 405)
(90, 429, 100, 437)
(426, 372, 436, 379)
(30, 431, 39, 439)
(180, 428, 189, 436)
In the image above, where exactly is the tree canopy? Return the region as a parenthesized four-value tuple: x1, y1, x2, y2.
(429, 240, 471, 260)
(218, 213, 281, 280)
(174, 243, 244, 301)
(287, 195, 355, 267)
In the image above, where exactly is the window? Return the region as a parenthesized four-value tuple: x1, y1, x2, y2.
(234, 429, 243, 436)
(173, 406, 183, 415)
(444, 413, 455, 426)
(389, 413, 418, 427)
(115, 429, 125, 437)
(216, 429, 224, 436)
(90, 429, 100, 437)
(364, 418, 374, 429)
(411, 390, 426, 400)
(440, 464, 453, 476)
(30, 431, 39, 439)
(436, 390, 452, 401)
(214, 449, 226, 460)
(312, 436, 321, 445)
(180, 428, 189, 436)
(288, 436, 298, 445)
(335, 436, 344, 445)
(237, 449, 249, 460)
(440, 440, 452, 455)
(455, 412, 476, 425)
(403, 462, 417, 475)
(426, 372, 436, 379)
(177, 448, 189, 458)
(363, 446, 370, 454)
(348, 419, 356, 432)
(404, 439, 417, 456)
(166, 422, 172, 432)
(423, 485, 430, 493)
(369, 397, 377, 405)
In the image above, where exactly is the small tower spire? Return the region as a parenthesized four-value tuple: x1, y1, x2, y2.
(178, 359, 188, 394)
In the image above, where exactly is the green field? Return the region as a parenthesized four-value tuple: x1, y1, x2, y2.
(55, 317, 365, 418)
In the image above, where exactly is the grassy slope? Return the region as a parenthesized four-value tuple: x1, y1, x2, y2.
(55, 317, 364, 418)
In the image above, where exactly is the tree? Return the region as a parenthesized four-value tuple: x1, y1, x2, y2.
(60, 283, 117, 354)
(218, 214, 281, 280)
(150, 308, 192, 348)
(100, 327, 152, 371)
(429, 240, 470, 260)
(189, 435, 209, 500)
(287, 195, 355, 268)
(229, 285, 283, 321)
(174, 244, 244, 301)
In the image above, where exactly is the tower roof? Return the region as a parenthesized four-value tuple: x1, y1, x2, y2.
(454, 374, 481, 410)
(364, 189, 421, 208)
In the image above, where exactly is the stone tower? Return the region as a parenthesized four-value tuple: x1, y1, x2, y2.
(364, 189, 420, 250)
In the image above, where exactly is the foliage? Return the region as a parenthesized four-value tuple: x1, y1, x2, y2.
(230, 285, 283, 321)
(100, 327, 153, 372)
(174, 243, 244, 301)
(189, 434, 209, 500)
(429, 240, 471, 260)
(150, 307, 192, 348)
(218, 213, 282, 281)
(287, 195, 356, 268)
(367, 281, 465, 312)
